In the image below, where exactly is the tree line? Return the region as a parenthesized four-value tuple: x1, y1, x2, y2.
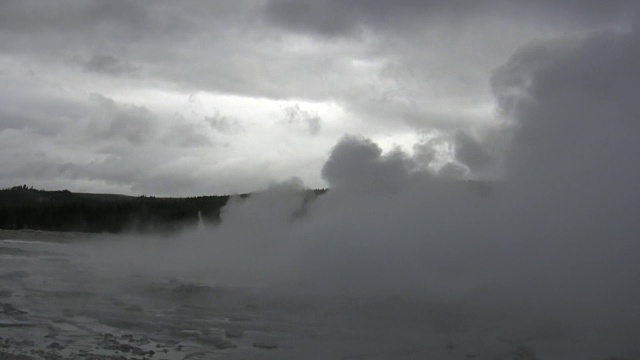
(0, 185, 230, 233)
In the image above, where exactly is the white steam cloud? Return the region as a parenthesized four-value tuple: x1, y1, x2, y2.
(77, 24, 640, 357)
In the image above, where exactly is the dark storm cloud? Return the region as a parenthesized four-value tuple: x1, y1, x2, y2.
(511, 0, 639, 27)
(2, 0, 632, 41)
(4, 0, 627, 105)
(264, 0, 357, 37)
(493, 22, 640, 188)
(262, 0, 639, 136)
(78, 54, 140, 76)
(453, 131, 496, 176)
(264, 0, 637, 37)
(0, 0, 151, 35)
(0, 0, 196, 66)
(264, 0, 489, 37)
(0, 108, 43, 132)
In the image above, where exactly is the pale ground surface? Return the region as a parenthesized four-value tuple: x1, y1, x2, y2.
(0, 230, 638, 360)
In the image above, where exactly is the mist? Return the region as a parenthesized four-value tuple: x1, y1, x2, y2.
(55, 23, 640, 358)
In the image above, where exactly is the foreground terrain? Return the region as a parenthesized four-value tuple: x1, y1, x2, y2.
(0, 230, 638, 359)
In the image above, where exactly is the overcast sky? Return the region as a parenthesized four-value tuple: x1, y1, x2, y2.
(0, 0, 637, 196)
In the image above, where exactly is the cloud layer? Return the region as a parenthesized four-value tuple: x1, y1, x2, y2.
(2, 1, 636, 194)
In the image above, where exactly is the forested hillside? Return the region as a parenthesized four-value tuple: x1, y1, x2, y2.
(0, 185, 231, 233)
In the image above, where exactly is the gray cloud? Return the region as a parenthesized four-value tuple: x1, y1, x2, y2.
(83, 94, 157, 146)
(263, 0, 505, 38)
(205, 113, 243, 134)
(264, 0, 359, 38)
(283, 104, 321, 135)
(1, 0, 638, 198)
(78, 54, 140, 76)
(321, 135, 413, 192)
(264, 0, 637, 38)
(162, 119, 213, 148)
(0, 0, 169, 38)
(494, 24, 640, 189)
(453, 131, 495, 176)
(3, 0, 622, 106)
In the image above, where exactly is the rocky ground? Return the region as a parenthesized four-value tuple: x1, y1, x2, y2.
(0, 230, 638, 359)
